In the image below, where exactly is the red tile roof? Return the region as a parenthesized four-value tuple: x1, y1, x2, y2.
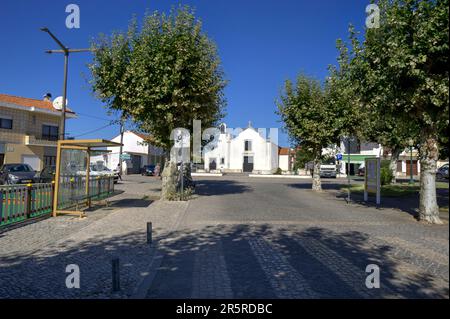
(279, 147, 290, 155)
(132, 131, 156, 143)
(0, 93, 75, 114)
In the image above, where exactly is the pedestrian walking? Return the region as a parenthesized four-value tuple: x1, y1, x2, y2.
(154, 163, 161, 177)
(116, 163, 123, 181)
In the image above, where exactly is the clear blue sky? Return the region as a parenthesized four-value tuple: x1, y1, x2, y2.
(0, 0, 367, 146)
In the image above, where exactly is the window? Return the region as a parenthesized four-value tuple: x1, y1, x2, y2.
(44, 155, 56, 167)
(42, 125, 59, 141)
(220, 157, 225, 165)
(0, 117, 12, 129)
(244, 140, 252, 151)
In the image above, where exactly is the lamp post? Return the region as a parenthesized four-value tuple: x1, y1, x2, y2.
(40, 27, 92, 140)
(408, 138, 414, 185)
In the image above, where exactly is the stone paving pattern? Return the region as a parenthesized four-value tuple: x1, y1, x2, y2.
(145, 176, 449, 299)
(0, 175, 448, 299)
(0, 176, 187, 298)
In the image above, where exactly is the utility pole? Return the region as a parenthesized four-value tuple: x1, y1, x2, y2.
(41, 27, 92, 140)
(119, 117, 125, 175)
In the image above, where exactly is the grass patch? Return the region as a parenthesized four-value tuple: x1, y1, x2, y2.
(340, 181, 449, 197)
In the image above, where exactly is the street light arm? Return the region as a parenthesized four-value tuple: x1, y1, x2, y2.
(40, 27, 68, 52)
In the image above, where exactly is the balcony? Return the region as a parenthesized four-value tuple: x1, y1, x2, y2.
(24, 135, 58, 147)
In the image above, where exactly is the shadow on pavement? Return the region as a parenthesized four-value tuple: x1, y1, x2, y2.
(0, 223, 447, 299)
(194, 179, 252, 196)
(146, 224, 448, 299)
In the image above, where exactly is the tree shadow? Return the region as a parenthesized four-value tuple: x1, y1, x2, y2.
(193, 179, 252, 196)
(0, 224, 447, 299)
(104, 198, 154, 209)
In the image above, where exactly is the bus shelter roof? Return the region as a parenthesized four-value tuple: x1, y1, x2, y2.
(57, 139, 123, 150)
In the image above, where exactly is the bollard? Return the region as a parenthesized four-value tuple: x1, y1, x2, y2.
(112, 258, 120, 292)
(147, 222, 152, 244)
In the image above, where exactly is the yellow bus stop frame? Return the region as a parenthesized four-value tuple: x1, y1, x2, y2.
(52, 139, 123, 218)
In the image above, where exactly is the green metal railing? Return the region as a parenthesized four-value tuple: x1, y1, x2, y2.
(57, 175, 114, 210)
(0, 176, 114, 228)
(0, 183, 54, 227)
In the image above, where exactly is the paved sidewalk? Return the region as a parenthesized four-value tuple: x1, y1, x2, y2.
(0, 176, 188, 298)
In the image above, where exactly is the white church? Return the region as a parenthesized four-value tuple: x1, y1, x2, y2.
(203, 123, 281, 174)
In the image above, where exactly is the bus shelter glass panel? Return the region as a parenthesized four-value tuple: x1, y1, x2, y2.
(57, 149, 88, 210)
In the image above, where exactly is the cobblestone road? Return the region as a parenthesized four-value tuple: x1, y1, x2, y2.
(144, 176, 449, 299)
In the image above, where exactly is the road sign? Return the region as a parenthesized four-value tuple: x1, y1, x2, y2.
(120, 153, 131, 160)
(336, 153, 343, 161)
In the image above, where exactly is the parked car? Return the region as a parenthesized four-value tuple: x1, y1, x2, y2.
(142, 165, 156, 176)
(436, 163, 449, 181)
(97, 166, 119, 184)
(0, 163, 39, 185)
(39, 165, 56, 183)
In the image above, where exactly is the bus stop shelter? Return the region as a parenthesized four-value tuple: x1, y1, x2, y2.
(52, 139, 123, 218)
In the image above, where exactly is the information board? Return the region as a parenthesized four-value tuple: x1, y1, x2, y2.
(364, 157, 381, 205)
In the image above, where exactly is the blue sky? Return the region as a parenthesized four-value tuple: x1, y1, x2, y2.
(0, 0, 368, 146)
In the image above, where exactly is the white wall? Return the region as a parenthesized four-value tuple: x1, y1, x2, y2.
(204, 127, 278, 173)
(279, 155, 289, 171)
(109, 131, 149, 155)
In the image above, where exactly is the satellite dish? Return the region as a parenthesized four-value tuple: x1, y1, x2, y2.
(52, 96, 68, 110)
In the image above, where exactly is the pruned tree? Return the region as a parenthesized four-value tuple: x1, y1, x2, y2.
(344, 0, 449, 223)
(88, 6, 227, 199)
(276, 74, 341, 191)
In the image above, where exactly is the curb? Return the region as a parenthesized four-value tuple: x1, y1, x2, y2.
(131, 201, 190, 299)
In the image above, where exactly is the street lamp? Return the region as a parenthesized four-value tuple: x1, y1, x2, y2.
(41, 27, 92, 140)
(408, 138, 414, 185)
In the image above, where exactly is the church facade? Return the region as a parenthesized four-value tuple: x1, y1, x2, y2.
(203, 123, 279, 174)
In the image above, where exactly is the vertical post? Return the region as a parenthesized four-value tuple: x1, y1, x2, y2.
(61, 52, 69, 140)
(26, 184, 32, 219)
(112, 258, 120, 292)
(53, 141, 62, 217)
(347, 137, 351, 203)
(118, 117, 124, 176)
(180, 137, 184, 201)
(147, 222, 152, 244)
(409, 146, 414, 185)
(376, 157, 381, 206)
(86, 148, 91, 209)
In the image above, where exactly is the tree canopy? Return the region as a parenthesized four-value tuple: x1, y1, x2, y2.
(89, 5, 227, 150)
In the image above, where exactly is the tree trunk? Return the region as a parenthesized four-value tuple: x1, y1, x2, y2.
(418, 132, 442, 224)
(161, 160, 178, 200)
(312, 158, 322, 191)
(389, 147, 401, 184)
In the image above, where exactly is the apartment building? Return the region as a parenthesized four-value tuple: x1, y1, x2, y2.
(0, 93, 76, 171)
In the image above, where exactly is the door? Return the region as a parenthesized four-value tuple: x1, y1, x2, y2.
(130, 154, 142, 174)
(209, 158, 217, 171)
(406, 160, 418, 176)
(22, 155, 40, 171)
(243, 156, 254, 172)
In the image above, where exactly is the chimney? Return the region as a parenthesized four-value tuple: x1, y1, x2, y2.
(43, 93, 52, 101)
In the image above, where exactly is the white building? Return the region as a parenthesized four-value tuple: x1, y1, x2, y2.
(91, 131, 165, 174)
(278, 147, 294, 172)
(203, 123, 279, 174)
